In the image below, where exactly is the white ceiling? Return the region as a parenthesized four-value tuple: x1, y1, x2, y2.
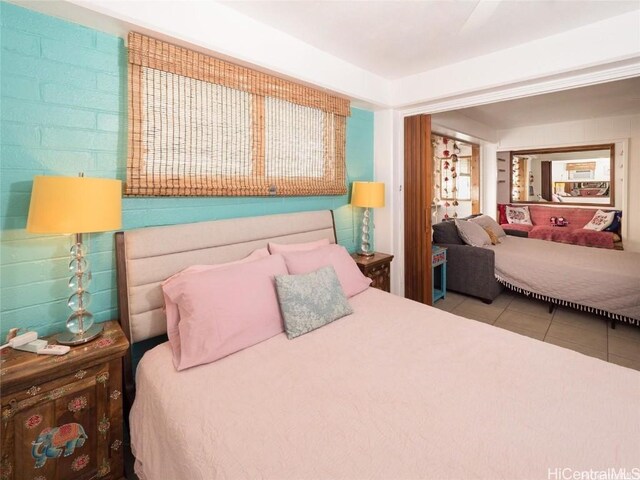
(12, 0, 640, 111)
(452, 76, 640, 129)
(222, 0, 640, 79)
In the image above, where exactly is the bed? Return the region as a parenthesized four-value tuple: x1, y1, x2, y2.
(487, 236, 640, 325)
(117, 210, 640, 480)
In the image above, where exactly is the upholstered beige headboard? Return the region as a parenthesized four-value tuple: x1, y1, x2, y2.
(115, 210, 336, 408)
(115, 210, 336, 345)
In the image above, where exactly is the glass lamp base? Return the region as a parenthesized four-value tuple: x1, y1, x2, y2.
(357, 250, 375, 257)
(56, 323, 103, 346)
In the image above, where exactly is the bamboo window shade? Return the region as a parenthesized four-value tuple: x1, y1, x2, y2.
(127, 32, 350, 196)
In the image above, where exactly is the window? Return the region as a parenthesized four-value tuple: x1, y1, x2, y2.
(127, 32, 349, 197)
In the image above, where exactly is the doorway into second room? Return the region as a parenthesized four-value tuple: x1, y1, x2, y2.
(431, 134, 480, 223)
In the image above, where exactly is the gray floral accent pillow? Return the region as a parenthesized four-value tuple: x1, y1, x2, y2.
(275, 266, 353, 339)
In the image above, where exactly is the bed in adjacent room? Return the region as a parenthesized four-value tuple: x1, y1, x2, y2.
(117, 210, 640, 480)
(487, 235, 640, 324)
(434, 216, 640, 325)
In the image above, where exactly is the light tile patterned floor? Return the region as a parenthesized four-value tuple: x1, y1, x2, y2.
(434, 290, 640, 371)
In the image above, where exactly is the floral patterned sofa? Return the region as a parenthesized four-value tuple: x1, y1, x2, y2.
(497, 204, 623, 250)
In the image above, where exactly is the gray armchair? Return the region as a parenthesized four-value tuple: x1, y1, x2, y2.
(432, 221, 503, 303)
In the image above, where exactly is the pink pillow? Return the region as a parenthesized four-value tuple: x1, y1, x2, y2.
(162, 247, 269, 285)
(163, 254, 287, 370)
(162, 247, 273, 370)
(268, 238, 330, 254)
(281, 244, 371, 297)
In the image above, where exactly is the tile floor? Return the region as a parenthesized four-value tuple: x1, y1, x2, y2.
(434, 290, 640, 371)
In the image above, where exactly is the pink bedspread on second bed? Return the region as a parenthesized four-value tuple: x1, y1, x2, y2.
(130, 288, 640, 480)
(528, 225, 615, 249)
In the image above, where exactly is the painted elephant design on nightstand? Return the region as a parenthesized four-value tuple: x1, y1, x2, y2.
(31, 422, 88, 468)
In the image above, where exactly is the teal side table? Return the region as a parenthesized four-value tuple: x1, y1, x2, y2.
(432, 246, 447, 303)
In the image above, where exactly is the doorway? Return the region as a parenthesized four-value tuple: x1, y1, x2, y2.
(432, 133, 481, 222)
(403, 117, 483, 306)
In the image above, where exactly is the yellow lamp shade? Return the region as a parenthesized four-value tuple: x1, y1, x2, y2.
(27, 176, 122, 234)
(351, 181, 385, 208)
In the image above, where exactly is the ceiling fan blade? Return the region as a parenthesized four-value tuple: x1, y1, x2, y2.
(460, 0, 502, 33)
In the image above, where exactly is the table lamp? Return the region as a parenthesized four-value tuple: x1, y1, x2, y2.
(27, 174, 122, 345)
(351, 181, 385, 257)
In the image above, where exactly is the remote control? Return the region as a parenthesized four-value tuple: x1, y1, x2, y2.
(15, 339, 48, 353)
(37, 344, 70, 355)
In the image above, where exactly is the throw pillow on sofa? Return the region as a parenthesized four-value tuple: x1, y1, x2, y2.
(482, 227, 501, 245)
(603, 210, 622, 232)
(470, 214, 506, 238)
(584, 210, 615, 231)
(455, 219, 492, 247)
(506, 205, 532, 225)
(432, 221, 465, 245)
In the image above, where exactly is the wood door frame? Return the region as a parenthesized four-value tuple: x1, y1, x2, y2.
(403, 114, 432, 305)
(540, 161, 552, 201)
(403, 125, 484, 304)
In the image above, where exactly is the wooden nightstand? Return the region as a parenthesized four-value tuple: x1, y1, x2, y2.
(352, 252, 394, 292)
(0, 321, 129, 480)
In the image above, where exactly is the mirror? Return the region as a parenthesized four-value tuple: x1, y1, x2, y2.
(510, 144, 614, 206)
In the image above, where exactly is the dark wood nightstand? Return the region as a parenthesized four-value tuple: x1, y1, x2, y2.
(351, 252, 394, 292)
(0, 321, 129, 480)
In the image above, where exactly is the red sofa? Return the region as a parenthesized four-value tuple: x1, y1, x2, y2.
(497, 204, 622, 249)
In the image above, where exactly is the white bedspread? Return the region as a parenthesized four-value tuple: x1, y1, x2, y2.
(131, 288, 640, 480)
(487, 236, 640, 322)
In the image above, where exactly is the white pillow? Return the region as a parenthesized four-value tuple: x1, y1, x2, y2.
(455, 219, 491, 247)
(470, 214, 506, 238)
(584, 210, 615, 231)
(505, 205, 532, 225)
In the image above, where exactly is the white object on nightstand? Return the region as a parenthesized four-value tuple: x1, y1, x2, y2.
(0, 331, 39, 350)
(14, 339, 48, 353)
(37, 344, 71, 355)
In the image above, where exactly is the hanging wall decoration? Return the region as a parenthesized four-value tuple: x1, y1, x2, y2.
(451, 142, 460, 214)
(512, 157, 521, 200)
(431, 137, 440, 223)
(442, 137, 450, 219)
(127, 33, 350, 197)
(450, 141, 458, 218)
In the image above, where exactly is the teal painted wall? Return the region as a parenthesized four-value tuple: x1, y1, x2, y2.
(0, 2, 374, 339)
